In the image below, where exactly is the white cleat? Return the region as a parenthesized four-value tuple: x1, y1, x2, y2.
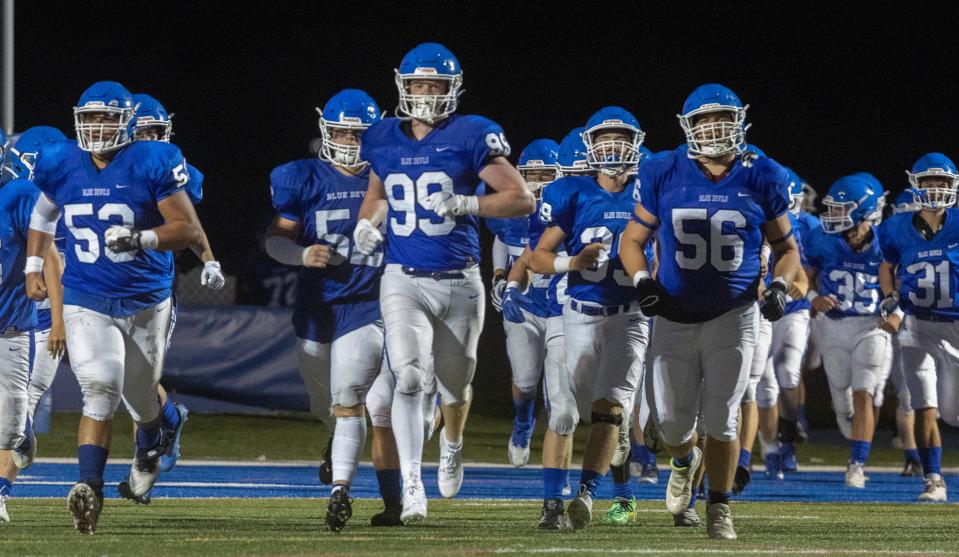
(845, 462, 866, 489)
(507, 439, 530, 468)
(438, 427, 464, 498)
(918, 475, 947, 502)
(0, 493, 9, 523)
(11, 430, 36, 470)
(665, 446, 702, 515)
(566, 485, 593, 530)
(400, 476, 428, 524)
(127, 448, 163, 498)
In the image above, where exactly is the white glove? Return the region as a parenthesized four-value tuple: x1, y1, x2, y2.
(490, 277, 507, 311)
(423, 191, 479, 218)
(353, 218, 384, 255)
(201, 260, 225, 290)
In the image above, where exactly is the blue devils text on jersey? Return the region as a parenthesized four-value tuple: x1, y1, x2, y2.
(804, 224, 884, 317)
(0, 179, 40, 331)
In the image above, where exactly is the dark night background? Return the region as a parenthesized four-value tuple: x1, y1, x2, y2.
(8, 1, 959, 419)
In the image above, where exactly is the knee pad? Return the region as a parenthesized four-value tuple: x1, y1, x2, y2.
(590, 411, 623, 427)
(80, 383, 122, 422)
(0, 430, 20, 450)
(547, 396, 579, 436)
(393, 365, 427, 395)
(366, 384, 392, 429)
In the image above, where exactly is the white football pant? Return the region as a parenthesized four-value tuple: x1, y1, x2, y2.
(0, 331, 32, 449)
(899, 316, 959, 426)
(26, 327, 64, 422)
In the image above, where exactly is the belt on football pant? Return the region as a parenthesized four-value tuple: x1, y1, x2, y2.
(569, 299, 631, 317)
(401, 267, 466, 280)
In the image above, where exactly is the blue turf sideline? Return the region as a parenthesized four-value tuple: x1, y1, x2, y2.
(11, 461, 958, 503)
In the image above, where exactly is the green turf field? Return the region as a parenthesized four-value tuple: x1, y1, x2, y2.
(2, 499, 958, 556)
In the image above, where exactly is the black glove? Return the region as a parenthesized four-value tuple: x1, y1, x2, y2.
(760, 278, 788, 321)
(635, 277, 669, 315)
(105, 225, 142, 253)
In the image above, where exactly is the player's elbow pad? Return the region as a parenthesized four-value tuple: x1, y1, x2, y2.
(265, 234, 307, 266)
(29, 193, 61, 235)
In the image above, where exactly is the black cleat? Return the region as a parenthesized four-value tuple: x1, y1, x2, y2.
(117, 477, 152, 505)
(732, 465, 751, 495)
(902, 459, 923, 477)
(325, 487, 353, 533)
(370, 497, 404, 527)
(319, 436, 333, 485)
(68, 482, 103, 535)
(538, 498, 565, 530)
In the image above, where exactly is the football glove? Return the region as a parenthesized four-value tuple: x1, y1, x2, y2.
(201, 260, 225, 290)
(105, 225, 142, 253)
(423, 191, 479, 218)
(490, 277, 507, 311)
(879, 291, 900, 320)
(501, 287, 530, 324)
(634, 277, 669, 315)
(353, 218, 383, 256)
(760, 278, 789, 321)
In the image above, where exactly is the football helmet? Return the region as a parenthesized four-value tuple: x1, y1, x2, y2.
(892, 189, 920, 214)
(821, 174, 881, 233)
(678, 83, 749, 159)
(907, 152, 959, 210)
(74, 81, 135, 154)
(3, 126, 68, 181)
(395, 42, 462, 124)
(132, 93, 173, 142)
(582, 106, 644, 177)
(517, 138, 559, 197)
(853, 172, 886, 224)
(786, 168, 803, 215)
(317, 89, 381, 168)
(557, 127, 589, 177)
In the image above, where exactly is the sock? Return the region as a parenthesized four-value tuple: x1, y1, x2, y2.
(850, 440, 871, 465)
(543, 467, 567, 500)
(136, 417, 162, 450)
(376, 469, 402, 503)
(760, 436, 780, 457)
(580, 469, 603, 497)
(707, 490, 730, 505)
(905, 448, 921, 463)
(779, 418, 797, 444)
(160, 399, 180, 431)
(611, 461, 633, 499)
(77, 444, 108, 490)
(391, 391, 425, 481)
(688, 487, 698, 509)
(0, 477, 11, 496)
(630, 439, 643, 461)
(331, 416, 366, 484)
(738, 448, 752, 469)
(635, 444, 655, 465)
(512, 398, 536, 442)
(920, 446, 942, 476)
(672, 451, 693, 468)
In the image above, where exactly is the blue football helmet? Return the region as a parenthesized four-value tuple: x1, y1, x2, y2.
(907, 152, 959, 210)
(892, 189, 920, 214)
(2, 126, 67, 181)
(582, 106, 644, 177)
(785, 168, 804, 215)
(0, 127, 6, 159)
(557, 127, 589, 177)
(678, 83, 749, 159)
(132, 93, 173, 142)
(74, 81, 135, 154)
(517, 138, 559, 197)
(821, 174, 881, 233)
(853, 172, 887, 224)
(316, 89, 382, 168)
(395, 42, 463, 124)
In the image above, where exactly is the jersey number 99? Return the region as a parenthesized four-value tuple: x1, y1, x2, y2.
(385, 172, 456, 237)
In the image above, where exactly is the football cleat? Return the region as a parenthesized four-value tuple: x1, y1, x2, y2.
(67, 482, 103, 535)
(562, 482, 572, 496)
(12, 427, 36, 470)
(400, 476, 428, 524)
(781, 443, 798, 473)
(438, 427, 464, 498)
(666, 446, 702, 515)
(601, 496, 637, 525)
(566, 484, 593, 530)
(732, 465, 751, 495)
(370, 498, 404, 527)
(538, 498, 565, 530)
(638, 460, 659, 484)
(706, 503, 737, 540)
(845, 462, 866, 489)
(901, 458, 923, 477)
(325, 486, 353, 533)
(127, 439, 166, 498)
(507, 438, 530, 468)
(117, 477, 152, 505)
(764, 452, 784, 480)
(319, 436, 334, 484)
(159, 403, 189, 473)
(673, 505, 703, 527)
(917, 475, 947, 502)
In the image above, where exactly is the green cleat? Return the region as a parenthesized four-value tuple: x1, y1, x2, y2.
(601, 497, 637, 525)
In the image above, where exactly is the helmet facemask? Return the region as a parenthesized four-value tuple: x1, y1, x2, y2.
(908, 172, 958, 210)
(679, 106, 749, 159)
(317, 108, 369, 168)
(394, 71, 463, 124)
(583, 126, 644, 177)
(133, 118, 172, 142)
(789, 193, 804, 216)
(74, 105, 134, 154)
(519, 166, 557, 199)
(821, 198, 859, 234)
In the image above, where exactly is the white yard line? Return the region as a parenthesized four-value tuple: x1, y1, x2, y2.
(494, 548, 956, 555)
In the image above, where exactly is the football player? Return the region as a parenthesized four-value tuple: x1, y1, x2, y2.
(0, 128, 67, 523)
(878, 153, 959, 502)
(25, 81, 203, 534)
(805, 174, 890, 488)
(530, 106, 650, 531)
(354, 43, 534, 523)
(621, 84, 801, 540)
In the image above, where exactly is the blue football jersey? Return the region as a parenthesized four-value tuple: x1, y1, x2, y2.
(804, 224, 884, 317)
(525, 198, 567, 317)
(186, 163, 204, 205)
(0, 179, 39, 331)
(796, 211, 820, 242)
(541, 176, 636, 306)
(780, 212, 811, 314)
(34, 140, 189, 315)
(486, 215, 529, 269)
(637, 147, 790, 315)
(362, 114, 509, 271)
(270, 158, 383, 342)
(879, 210, 959, 320)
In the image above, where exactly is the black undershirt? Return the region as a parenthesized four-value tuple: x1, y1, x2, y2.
(912, 212, 941, 240)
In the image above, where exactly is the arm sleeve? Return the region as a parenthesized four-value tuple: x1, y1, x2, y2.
(492, 236, 509, 272)
(264, 234, 305, 266)
(470, 118, 510, 174)
(269, 164, 302, 222)
(29, 192, 61, 235)
(540, 180, 574, 234)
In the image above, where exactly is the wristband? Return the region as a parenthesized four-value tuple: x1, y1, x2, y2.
(506, 280, 521, 291)
(892, 307, 905, 320)
(805, 289, 820, 302)
(632, 270, 650, 287)
(761, 244, 771, 261)
(553, 255, 572, 274)
(24, 256, 44, 274)
(463, 195, 480, 216)
(140, 230, 159, 249)
(770, 277, 788, 291)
